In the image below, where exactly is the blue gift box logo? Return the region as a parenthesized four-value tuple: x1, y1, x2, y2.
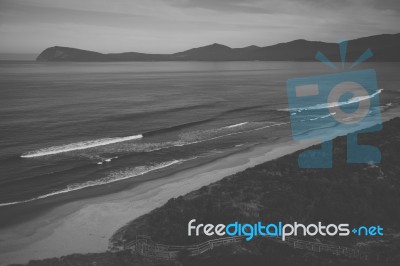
(286, 41, 382, 168)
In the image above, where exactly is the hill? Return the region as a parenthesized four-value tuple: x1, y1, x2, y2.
(36, 33, 400, 62)
(16, 118, 400, 266)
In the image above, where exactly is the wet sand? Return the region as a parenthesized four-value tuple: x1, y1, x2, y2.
(0, 138, 319, 266)
(0, 106, 398, 266)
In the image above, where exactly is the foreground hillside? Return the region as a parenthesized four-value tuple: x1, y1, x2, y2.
(15, 118, 400, 266)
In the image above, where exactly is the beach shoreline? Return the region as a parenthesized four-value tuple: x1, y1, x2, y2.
(0, 137, 318, 265)
(0, 106, 399, 266)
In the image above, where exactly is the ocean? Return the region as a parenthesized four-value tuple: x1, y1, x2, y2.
(0, 61, 399, 227)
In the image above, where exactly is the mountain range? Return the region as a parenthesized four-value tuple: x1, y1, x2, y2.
(36, 33, 400, 62)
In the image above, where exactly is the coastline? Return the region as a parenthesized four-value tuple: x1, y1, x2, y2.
(0, 138, 317, 265)
(1, 106, 399, 266)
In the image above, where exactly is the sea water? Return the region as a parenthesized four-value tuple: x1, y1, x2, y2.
(0, 61, 398, 222)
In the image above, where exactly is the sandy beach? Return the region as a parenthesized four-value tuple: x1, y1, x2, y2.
(0, 137, 319, 266)
(0, 106, 398, 266)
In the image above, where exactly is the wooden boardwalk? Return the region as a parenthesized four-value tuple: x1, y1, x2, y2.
(123, 234, 368, 260)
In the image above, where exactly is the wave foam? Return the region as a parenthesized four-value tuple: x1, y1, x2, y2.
(281, 89, 382, 112)
(0, 158, 188, 207)
(21, 134, 143, 158)
(224, 122, 248, 129)
(101, 121, 289, 154)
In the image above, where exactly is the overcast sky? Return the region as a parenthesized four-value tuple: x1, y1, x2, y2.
(0, 0, 399, 56)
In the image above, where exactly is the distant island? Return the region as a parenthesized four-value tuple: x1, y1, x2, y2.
(36, 33, 400, 62)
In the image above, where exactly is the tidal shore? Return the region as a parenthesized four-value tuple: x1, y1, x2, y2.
(1, 107, 399, 266)
(0, 137, 318, 266)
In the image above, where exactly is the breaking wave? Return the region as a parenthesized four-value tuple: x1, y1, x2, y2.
(224, 122, 248, 128)
(280, 89, 382, 112)
(0, 158, 189, 207)
(84, 121, 289, 154)
(21, 134, 143, 158)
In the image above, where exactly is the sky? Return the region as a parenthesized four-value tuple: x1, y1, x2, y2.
(0, 0, 399, 58)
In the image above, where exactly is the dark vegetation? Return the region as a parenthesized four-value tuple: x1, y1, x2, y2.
(111, 118, 400, 265)
(15, 118, 400, 266)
